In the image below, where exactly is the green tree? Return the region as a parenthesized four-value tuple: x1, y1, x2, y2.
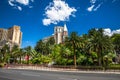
(88, 28, 113, 66)
(24, 46, 33, 64)
(47, 37, 55, 45)
(10, 45, 20, 63)
(35, 40, 46, 55)
(18, 49, 25, 64)
(0, 44, 10, 63)
(111, 34, 120, 54)
(69, 32, 79, 67)
(46, 37, 55, 55)
(111, 34, 120, 63)
(50, 44, 72, 65)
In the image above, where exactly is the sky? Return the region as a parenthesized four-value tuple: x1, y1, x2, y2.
(0, 0, 120, 48)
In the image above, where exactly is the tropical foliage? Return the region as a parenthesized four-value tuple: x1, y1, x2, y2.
(0, 28, 120, 67)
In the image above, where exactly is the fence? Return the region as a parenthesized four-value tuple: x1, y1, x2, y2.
(7, 64, 120, 72)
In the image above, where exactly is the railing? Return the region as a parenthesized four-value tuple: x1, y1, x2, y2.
(7, 64, 120, 72)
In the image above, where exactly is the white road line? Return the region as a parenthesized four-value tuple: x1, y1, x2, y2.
(21, 73, 40, 77)
(59, 77, 78, 80)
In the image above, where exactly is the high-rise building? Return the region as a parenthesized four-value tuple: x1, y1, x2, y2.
(0, 25, 22, 49)
(54, 24, 68, 44)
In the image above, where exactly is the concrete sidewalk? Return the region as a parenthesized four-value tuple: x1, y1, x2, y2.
(7, 66, 120, 74)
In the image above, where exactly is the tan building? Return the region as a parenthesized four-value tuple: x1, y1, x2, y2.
(54, 24, 68, 44)
(0, 25, 22, 49)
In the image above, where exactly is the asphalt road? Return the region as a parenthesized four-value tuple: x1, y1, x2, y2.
(0, 69, 120, 80)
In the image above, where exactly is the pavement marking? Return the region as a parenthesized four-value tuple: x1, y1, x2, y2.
(21, 73, 40, 77)
(59, 77, 78, 80)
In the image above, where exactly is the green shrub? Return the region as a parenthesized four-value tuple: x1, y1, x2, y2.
(0, 63, 4, 67)
(76, 66, 103, 70)
(105, 64, 120, 70)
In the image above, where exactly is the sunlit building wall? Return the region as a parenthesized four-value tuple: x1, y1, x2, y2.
(0, 25, 22, 49)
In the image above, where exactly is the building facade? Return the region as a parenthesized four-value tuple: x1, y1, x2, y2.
(0, 25, 22, 49)
(54, 24, 68, 44)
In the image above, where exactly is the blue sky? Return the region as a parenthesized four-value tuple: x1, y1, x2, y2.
(0, 0, 120, 48)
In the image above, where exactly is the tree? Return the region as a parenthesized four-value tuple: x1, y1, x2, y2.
(88, 28, 113, 66)
(18, 49, 25, 64)
(111, 34, 120, 54)
(47, 37, 55, 45)
(35, 40, 46, 54)
(111, 34, 120, 63)
(50, 44, 72, 65)
(11, 45, 20, 63)
(24, 46, 33, 64)
(46, 37, 55, 55)
(0, 44, 10, 63)
(35, 38, 55, 55)
(69, 32, 79, 67)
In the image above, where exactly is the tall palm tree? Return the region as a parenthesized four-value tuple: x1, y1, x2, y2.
(111, 34, 120, 63)
(88, 28, 113, 66)
(69, 32, 79, 67)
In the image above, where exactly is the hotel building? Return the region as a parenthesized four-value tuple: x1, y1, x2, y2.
(0, 25, 22, 49)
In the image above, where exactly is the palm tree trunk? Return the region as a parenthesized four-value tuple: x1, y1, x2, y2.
(73, 43, 76, 68)
(98, 48, 102, 66)
(20, 56, 21, 64)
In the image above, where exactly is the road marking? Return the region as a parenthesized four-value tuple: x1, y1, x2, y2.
(59, 77, 78, 80)
(21, 73, 40, 77)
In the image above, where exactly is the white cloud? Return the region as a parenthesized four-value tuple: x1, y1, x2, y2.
(87, 5, 95, 12)
(16, 0, 29, 5)
(43, 19, 52, 26)
(104, 28, 120, 36)
(87, 0, 103, 12)
(104, 28, 112, 36)
(8, 0, 15, 6)
(90, 0, 96, 4)
(43, 0, 77, 26)
(8, 0, 34, 11)
(93, 3, 103, 11)
(112, 29, 120, 34)
(17, 6, 22, 11)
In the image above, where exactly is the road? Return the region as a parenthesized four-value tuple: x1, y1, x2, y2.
(0, 68, 120, 80)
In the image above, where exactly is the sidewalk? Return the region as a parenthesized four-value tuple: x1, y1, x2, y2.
(7, 66, 120, 74)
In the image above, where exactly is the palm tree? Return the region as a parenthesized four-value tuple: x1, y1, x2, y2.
(111, 34, 120, 54)
(35, 40, 45, 54)
(88, 28, 113, 66)
(11, 45, 20, 63)
(1, 44, 10, 63)
(111, 34, 120, 63)
(17, 48, 25, 64)
(46, 37, 55, 55)
(24, 46, 33, 64)
(69, 32, 79, 67)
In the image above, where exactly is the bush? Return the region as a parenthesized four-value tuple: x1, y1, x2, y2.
(0, 63, 4, 67)
(105, 64, 120, 70)
(31, 58, 42, 64)
(76, 66, 103, 70)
